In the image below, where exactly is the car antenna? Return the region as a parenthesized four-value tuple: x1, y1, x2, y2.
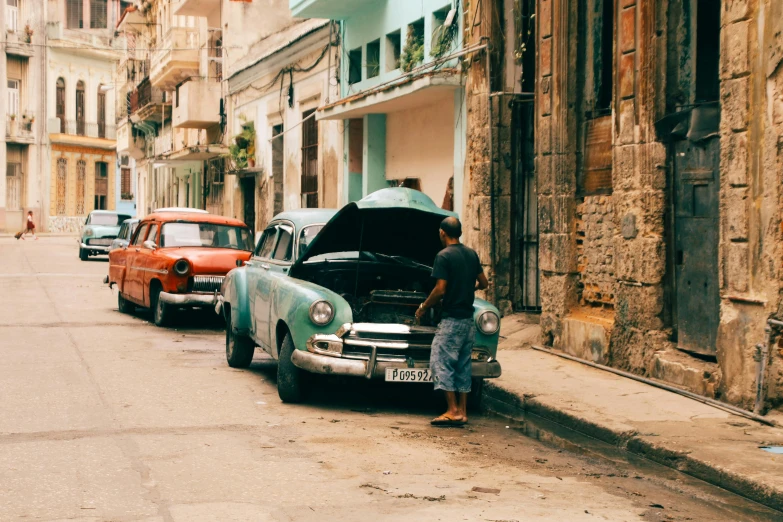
(353, 216, 364, 300)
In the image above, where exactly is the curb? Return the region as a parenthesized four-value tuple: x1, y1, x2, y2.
(483, 380, 783, 513)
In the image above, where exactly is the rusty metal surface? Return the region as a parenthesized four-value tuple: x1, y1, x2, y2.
(582, 115, 613, 195)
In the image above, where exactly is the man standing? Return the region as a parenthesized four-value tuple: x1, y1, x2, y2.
(416, 217, 488, 426)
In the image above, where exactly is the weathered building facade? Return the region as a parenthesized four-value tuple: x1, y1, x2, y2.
(535, 0, 783, 410)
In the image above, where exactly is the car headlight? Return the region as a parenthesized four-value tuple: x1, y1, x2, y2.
(173, 259, 191, 276)
(476, 311, 500, 335)
(83, 228, 93, 237)
(309, 300, 334, 326)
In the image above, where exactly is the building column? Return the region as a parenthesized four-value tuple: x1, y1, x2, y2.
(362, 114, 386, 196)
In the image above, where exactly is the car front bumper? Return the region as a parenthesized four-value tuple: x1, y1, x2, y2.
(159, 291, 217, 308)
(295, 324, 502, 380)
(79, 242, 110, 253)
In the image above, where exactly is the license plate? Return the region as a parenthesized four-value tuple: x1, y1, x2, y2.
(385, 368, 433, 382)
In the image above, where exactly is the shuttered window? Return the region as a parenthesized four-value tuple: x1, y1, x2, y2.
(66, 0, 83, 28)
(301, 110, 318, 208)
(56, 78, 66, 133)
(90, 0, 107, 29)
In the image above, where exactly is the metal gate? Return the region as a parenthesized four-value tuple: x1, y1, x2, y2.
(673, 136, 720, 356)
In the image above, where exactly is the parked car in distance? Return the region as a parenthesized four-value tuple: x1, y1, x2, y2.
(109, 218, 140, 252)
(217, 188, 502, 405)
(79, 210, 133, 261)
(107, 211, 254, 326)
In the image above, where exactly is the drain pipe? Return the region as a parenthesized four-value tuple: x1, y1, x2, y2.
(531, 345, 780, 427)
(755, 318, 783, 414)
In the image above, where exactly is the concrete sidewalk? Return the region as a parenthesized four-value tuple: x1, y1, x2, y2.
(486, 316, 783, 512)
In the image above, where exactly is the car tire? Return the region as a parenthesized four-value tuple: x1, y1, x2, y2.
(118, 292, 134, 314)
(79, 248, 88, 261)
(467, 378, 484, 412)
(225, 308, 254, 368)
(277, 332, 309, 403)
(151, 287, 169, 327)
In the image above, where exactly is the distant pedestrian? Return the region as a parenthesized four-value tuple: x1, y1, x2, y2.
(20, 211, 37, 240)
(416, 216, 488, 426)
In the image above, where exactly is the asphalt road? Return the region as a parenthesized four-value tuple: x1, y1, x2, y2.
(1, 237, 780, 522)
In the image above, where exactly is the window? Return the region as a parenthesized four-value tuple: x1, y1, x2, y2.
(298, 224, 324, 260)
(695, 0, 720, 102)
(146, 223, 158, 245)
(385, 30, 401, 71)
(301, 109, 318, 208)
(432, 6, 456, 58)
(161, 223, 253, 250)
(210, 36, 223, 81)
(56, 78, 65, 133)
(348, 47, 362, 85)
(121, 167, 132, 198)
(6, 0, 18, 32)
(97, 89, 107, 138)
(255, 226, 277, 258)
(66, 0, 83, 28)
(76, 81, 86, 136)
(271, 225, 294, 262)
(94, 162, 108, 210)
(76, 160, 86, 215)
(133, 224, 149, 246)
(272, 124, 284, 216)
(366, 39, 380, 79)
(7, 79, 19, 118)
(90, 0, 107, 29)
(56, 158, 67, 215)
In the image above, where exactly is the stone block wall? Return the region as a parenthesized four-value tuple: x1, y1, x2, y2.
(576, 196, 615, 306)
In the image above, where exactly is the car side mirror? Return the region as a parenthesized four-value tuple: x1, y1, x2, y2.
(143, 240, 157, 250)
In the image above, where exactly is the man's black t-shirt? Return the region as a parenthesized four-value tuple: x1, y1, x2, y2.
(431, 243, 483, 319)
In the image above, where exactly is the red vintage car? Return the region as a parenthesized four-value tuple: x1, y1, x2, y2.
(107, 210, 253, 326)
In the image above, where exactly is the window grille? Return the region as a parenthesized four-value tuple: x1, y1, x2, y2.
(66, 0, 83, 28)
(121, 167, 132, 198)
(90, 0, 107, 29)
(76, 82, 86, 136)
(94, 162, 108, 210)
(56, 158, 68, 215)
(76, 160, 86, 215)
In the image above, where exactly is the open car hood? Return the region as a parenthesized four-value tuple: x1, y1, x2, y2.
(294, 188, 457, 268)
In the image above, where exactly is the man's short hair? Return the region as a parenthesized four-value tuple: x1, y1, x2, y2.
(440, 217, 462, 238)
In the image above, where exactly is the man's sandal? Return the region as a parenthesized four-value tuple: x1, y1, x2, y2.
(431, 414, 466, 426)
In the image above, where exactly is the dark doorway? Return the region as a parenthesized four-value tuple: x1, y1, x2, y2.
(301, 109, 318, 208)
(272, 124, 284, 216)
(241, 176, 256, 236)
(510, 0, 540, 311)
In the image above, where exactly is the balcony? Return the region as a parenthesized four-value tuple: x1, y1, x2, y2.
(173, 0, 221, 18)
(48, 118, 117, 149)
(150, 27, 200, 91)
(6, 115, 34, 144)
(116, 121, 147, 160)
(290, 0, 372, 18)
(129, 78, 171, 124)
(154, 126, 227, 162)
(173, 79, 221, 129)
(5, 31, 34, 58)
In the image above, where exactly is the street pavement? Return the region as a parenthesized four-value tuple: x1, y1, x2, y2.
(1, 237, 780, 522)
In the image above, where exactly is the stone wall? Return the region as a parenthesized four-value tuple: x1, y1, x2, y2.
(47, 216, 84, 234)
(576, 196, 615, 306)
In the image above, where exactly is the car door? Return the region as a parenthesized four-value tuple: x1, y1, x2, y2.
(256, 223, 295, 349)
(140, 223, 160, 307)
(248, 225, 278, 349)
(125, 223, 149, 303)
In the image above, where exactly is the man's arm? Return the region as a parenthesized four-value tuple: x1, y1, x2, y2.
(415, 279, 447, 319)
(476, 272, 489, 291)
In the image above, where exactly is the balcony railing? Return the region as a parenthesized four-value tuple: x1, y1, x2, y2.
(48, 118, 116, 139)
(150, 27, 200, 89)
(6, 115, 34, 140)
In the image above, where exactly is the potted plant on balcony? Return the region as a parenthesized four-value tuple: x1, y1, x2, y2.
(227, 123, 256, 171)
(23, 24, 33, 43)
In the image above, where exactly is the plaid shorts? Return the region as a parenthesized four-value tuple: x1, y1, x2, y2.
(430, 317, 475, 393)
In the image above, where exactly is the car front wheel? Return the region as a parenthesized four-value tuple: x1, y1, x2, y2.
(277, 332, 310, 403)
(79, 247, 88, 261)
(151, 287, 169, 327)
(225, 308, 254, 368)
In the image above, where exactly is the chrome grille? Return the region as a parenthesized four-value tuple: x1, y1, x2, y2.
(88, 237, 115, 246)
(342, 324, 437, 361)
(191, 275, 224, 293)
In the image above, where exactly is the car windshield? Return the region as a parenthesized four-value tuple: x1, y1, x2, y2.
(89, 213, 130, 226)
(161, 222, 253, 251)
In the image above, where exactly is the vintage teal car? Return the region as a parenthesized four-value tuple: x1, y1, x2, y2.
(79, 210, 133, 261)
(217, 188, 502, 403)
